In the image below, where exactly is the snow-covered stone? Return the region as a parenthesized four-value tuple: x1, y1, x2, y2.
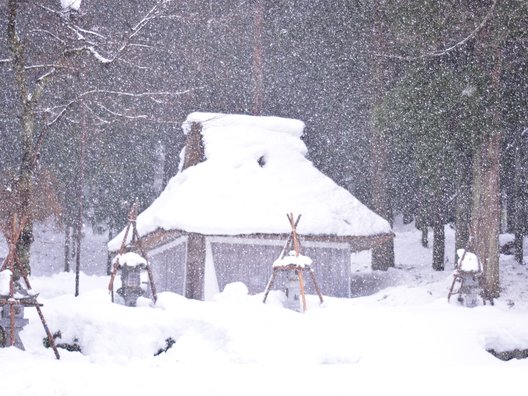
(273, 250, 313, 268)
(457, 249, 480, 272)
(113, 252, 147, 268)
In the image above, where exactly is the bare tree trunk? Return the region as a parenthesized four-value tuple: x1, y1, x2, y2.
(64, 225, 72, 272)
(432, 223, 445, 271)
(75, 105, 87, 297)
(8, 0, 55, 277)
(107, 225, 114, 275)
(252, 0, 264, 115)
(421, 227, 429, 248)
(514, 232, 523, 264)
(370, 11, 394, 271)
(8, 0, 34, 277)
(470, 131, 501, 300)
(513, 133, 524, 264)
(370, 119, 394, 270)
(455, 149, 472, 254)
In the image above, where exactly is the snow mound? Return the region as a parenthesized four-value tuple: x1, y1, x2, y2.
(273, 250, 313, 268)
(457, 249, 480, 272)
(113, 252, 147, 268)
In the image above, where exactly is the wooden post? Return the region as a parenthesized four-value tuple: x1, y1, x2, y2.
(185, 233, 206, 300)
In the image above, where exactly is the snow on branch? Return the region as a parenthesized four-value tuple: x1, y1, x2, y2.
(73, 26, 106, 40)
(374, 0, 499, 61)
(45, 87, 201, 126)
(96, 103, 148, 120)
(428, 0, 498, 57)
(78, 0, 175, 65)
(85, 46, 113, 63)
(78, 88, 200, 98)
(25, 64, 73, 70)
(29, 29, 66, 45)
(132, 0, 174, 33)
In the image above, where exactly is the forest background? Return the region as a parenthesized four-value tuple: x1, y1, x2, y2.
(0, 0, 526, 300)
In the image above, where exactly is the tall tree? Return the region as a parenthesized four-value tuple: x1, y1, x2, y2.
(0, 1, 188, 274)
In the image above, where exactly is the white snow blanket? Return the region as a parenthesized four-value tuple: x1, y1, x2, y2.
(109, 113, 391, 250)
(113, 252, 147, 268)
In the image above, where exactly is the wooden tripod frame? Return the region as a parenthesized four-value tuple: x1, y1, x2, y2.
(0, 214, 60, 359)
(108, 203, 157, 303)
(262, 213, 323, 312)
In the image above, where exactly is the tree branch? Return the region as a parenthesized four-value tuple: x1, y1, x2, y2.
(74, 0, 175, 65)
(44, 86, 201, 126)
(96, 103, 148, 120)
(373, 0, 499, 61)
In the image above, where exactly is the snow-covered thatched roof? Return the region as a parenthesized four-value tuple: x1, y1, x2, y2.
(108, 112, 391, 251)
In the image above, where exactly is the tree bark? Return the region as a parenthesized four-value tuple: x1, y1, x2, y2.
(8, 0, 55, 276)
(432, 223, 445, 271)
(252, 0, 264, 115)
(455, 148, 472, 255)
(107, 225, 114, 275)
(514, 232, 523, 265)
(369, 10, 394, 271)
(470, 131, 501, 299)
(74, 105, 87, 297)
(421, 227, 428, 248)
(8, 0, 34, 277)
(64, 225, 72, 272)
(512, 133, 525, 264)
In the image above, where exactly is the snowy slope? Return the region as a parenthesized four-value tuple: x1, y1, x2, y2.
(1, 219, 528, 396)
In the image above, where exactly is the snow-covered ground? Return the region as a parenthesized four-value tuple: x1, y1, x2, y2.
(1, 218, 528, 396)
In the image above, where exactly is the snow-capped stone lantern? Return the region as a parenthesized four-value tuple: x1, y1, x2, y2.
(447, 249, 482, 307)
(108, 202, 157, 306)
(112, 252, 147, 307)
(279, 251, 313, 312)
(263, 214, 324, 313)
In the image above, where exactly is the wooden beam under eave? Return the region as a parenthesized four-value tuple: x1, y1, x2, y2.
(136, 229, 394, 255)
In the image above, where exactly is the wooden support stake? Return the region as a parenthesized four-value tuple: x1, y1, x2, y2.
(262, 271, 277, 303)
(35, 304, 60, 360)
(309, 269, 324, 304)
(298, 270, 307, 313)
